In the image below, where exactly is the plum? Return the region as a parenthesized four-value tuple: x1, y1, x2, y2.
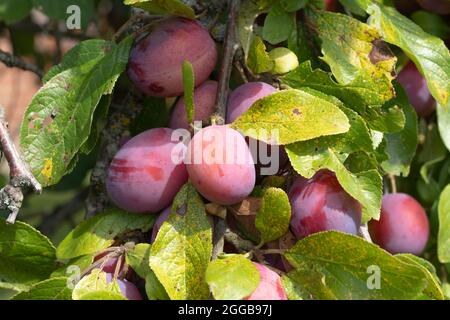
(106, 128, 188, 213)
(226, 82, 277, 123)
(226, 82, 284, 176)
(417, 0, 450, 15)
(185, 125, 256, 205)
(169, 80, 218, 130)
(289, 170, 362, 239)
(369, 193, 429, 255)
(324, 0, 339, 11)
(397, 62, 436, 117)
(245, 263, 287, 300)
(105, 273, 143, 300)
(127, 18, 217, 97)
(394, 0, 421, 15)
(94, 252, 119, 274)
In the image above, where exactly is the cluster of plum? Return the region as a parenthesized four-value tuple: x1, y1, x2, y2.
(92, 1, 434, 299)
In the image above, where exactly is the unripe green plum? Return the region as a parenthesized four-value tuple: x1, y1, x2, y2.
(169, 80, 218, 130)
(369, 193, 429, 255)
(269, 48, 299, 75)
(127, 18, 217, 97)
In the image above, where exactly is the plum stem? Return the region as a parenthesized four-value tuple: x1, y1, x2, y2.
(388, 174, 397, 193)
(0, 107, 42, 224)
(212, 0, 241, 125)
(0, 49, 43, 79)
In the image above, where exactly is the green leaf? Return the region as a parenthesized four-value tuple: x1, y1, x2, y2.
(281, 0, 308, 12)
(437, 104, 450, 152)
(20, 37, 133, 187)
(438, 184, 450, 263)
(282, 268, 337, 300)
(12, 277, 72, 300)
(145, 270, 169, 300)
(238, 0, 272, 59)
(78, 290, 127, 300)
(149, 183, 213, 300)
(396, 254, 445, 300)
(205, 254, 260, 300)
(125, 243, 151, 279)
(32, 0, 95, 28)
(72, 269, 123, 300)
(283, 231, 428, 300)
(255, 188, 291, 243)
(410, 11, 450, 39)
(381, 83, 418, 176)
(231, 88, 350, 145)
(182, 61, 195, 124)
(247, 36, 274, 74)
(361, 105, 405, 134)
(43, 39, 111, 83)
(0, 221, 57, 291)
(282, 61, 389, 110)
(306, 10, 396, 103)
(0, 0, 32, 24)
(124, 0, 195, 19)
(77, 290, 127, 300)
(79, 94, 111, 155)
(360, 2, 450, 108)
(262, 3, 295, 45)
(56, 208, 155, 260)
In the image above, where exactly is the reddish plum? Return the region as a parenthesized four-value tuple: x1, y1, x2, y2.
(324, 0, 339, 11)
(245, 263, 287, 300)
(128, 18, 217, 97)
(369, 193, 429, 255)
(226, 82, 277, 123)
(106, 128, 188, 213)
(289, 170, 362, 239)
(185, 125, 256, 205)
(169, 80, 218, 130)
(397, 62, 436, 117)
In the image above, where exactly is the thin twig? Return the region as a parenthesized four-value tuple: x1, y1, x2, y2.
(0, 108, 42, 224)
(212, 218, 227, 259)
(224, 228, 255, 252)
(211, 0, 240, 124)
(0, 49, 43, 79)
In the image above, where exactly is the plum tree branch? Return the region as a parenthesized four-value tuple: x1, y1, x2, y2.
(0, 49, 43, 79)
(0, 108, 42, 224)
(211, 0, 240, 124)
